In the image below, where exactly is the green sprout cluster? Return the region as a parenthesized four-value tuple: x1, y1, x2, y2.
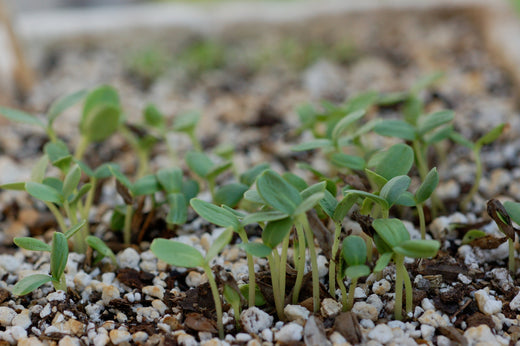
(0, 76, 512, 339)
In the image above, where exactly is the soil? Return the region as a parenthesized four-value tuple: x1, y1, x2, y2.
(1, 6, 520, 346)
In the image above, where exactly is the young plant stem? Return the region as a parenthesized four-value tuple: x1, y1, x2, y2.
(346, 277, 358, 311)
(292, 222, 307, 304)
(45, 202, 67, 233)
(382, 208, 389, 219)
(412, 140, 428, 181)
(237, 229, 256, 307)
(52, 274, 67, 292)
(509, 238, 515, 275)
(461, 147, 482, 211)
(279, 234, 290, 306)
(189, 131, 202, 152)
(123, 204, 134, 245)
(337, 271, 348, 312)
(202, 263, 224, 339)
(65, 202, 86, 254)
(403, 264, 413, 315)
(74, 136, 89, 160)
(329, 221, 342, 297)
(119, 125, 149, 179)
(417, 203, 426, 240)
(394, 254, 405, 320)
(301, 214, 320, 313)
(268, 253, 285, 320)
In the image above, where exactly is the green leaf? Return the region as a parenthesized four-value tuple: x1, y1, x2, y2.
(109, 166, 132, 190)
(42, 177, 63, 194)
(283, 173, 309, 192)
(25, 182, 63, 205)
(239, 284, 266, 306)
(47, 89, 87, 125)
(330, 153, 365, 170)
(461, 230, 486, 245)
(63, 220, 87, 239)
(30, 155, 49, 183)
(345, 265, 371, 279)
(44, 141, 72, 171)
(240, 163, 270, 186)
(377, 91, 409, 105)
(243, 190, 265, 205)
(205, 227, 233, 261)
(241, 211, 288, 225)
(131, 174, 160, 196)
(417, 110, 454, 136)
(166, 193, 187, 225)
(403, 95, 423, 125)
(293, 192, 325, 216)
(344, 91, 379, 113)
(190, 198, 240, 230)
(82, 85, 120, 120)
(157, 168, 183, 193)
(14, 237, 51, 252)
(372, 218, 410, 249)
(0, 182, 26, 191)
(342, 235, 367, 266)
(86, 236, 117, 265)
(12, 274, 53, 296)
(257, 170, 302, 215)
(238, 243, 272, 258)
(182, 179, 199, 201)
(380, 175, 411, 206)
(62, 164, 81, 199)
(449, 131, 474, 149)
(206, 161, 232, 181)
(319, 190, 338, 219)
(50, 232, 68, 282)
(262, 217, 294, 249)
(110, 205, 126, 230)
(424, 124, 454, 144)
(332, 193, 357, 222)
(373, 252, 393, 273)
(186, 151, 214, 178)
(331, 109, 366, 143)
(393, 239, 440, 258)
(150, 238, 205, 268)
(344, 190, 389, 210)
(173, 111, 200, 133)
(81, 105, 121, 142)
(415, 167, 439, 204)
(300, 181, 326, 200)
(214, 183, 248, 208)
(370, 143, 414, 180)
(0, 106, 45, 128)
(374, 120, 416, 140)
(364, 169, 388, 191)
(476, 123, 506, 147)
(395, 191, 416, 207)
(143, 104, 165, 128)
(410, 72, 443, 94)
(291, 139, 333, 152)
(69, 183, 92, 205)
(504, 201, 520, 226)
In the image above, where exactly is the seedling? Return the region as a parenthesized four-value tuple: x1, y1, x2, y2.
(12, 221, 86, 295)
(86, 236, 117, 265)
(487, 199, 517, 274)
(150, 227, 233, 339)
(450, 124, 506, 211)
(186, 151, 232, 200)
(339, 235, 371, 311)
(372, 218, 440, 320)
(157, 167, 199, 225)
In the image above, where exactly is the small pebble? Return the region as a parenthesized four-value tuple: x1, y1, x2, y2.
(320, 298, 342, 318)
(101, 285, 120, 304)
(372, 279, 391, 295)
(352, 302, 378, 321)
(368, 324, 393, 344)
(421, 324, 435, 341)
(0, 307, 17, 326)
(275, 322, 303, 342)
(142, 285, 165, 300)
(240, 307, 273, 334)
(475, 289, 502, 315)
(109, 329, 132, 345)
(284, 305, 309, 324)
(117, 248, 140, 268)
(132, 331, 148, 343)
(185, 271, 207, 288)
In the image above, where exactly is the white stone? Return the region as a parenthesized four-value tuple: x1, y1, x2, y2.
(261, 328, 273, 342)
(10, 325, 27, 341)
(317, 255, 328, 278)
(152, 300, 167, 314)
(354, 286, 367, 299)
(0, 307, 17, 326)
(117, 248, 140, 268)
(421, 298, 435, 311)
(329, 331, 347, 344)
(102, 273, 115, 284)
(475, 289, 502, 315)
(12, 309, 31, 329)
(284, 305, 310, 324)
(275, 322, 303, 342)
(177, 332, 198, 346)
(142, 285, 165, 300)
(136, 307, 160, 323)
(458, 273, 472, 285)
(437, 335, 452, 346)
(92, 329, 110, 345)
(185, 271, 208, 288)
(0, 255, 21, 272)
(102, 285, 120, 304)
(360, 319, 375, 329)
(132, 331, 148, 343)
(367, 294, 383, 314)
(235, 333, 252, 342)
(510, 291, 520, 310)
(109, 329, 132, 345)
(368, 324, 393, 344)
(372, 279, 391, 295)
(47, 290, 66, 302)
(58, 336, 80, 346)
(421, 324, 435, 341)
(464, 324, 503, 345)
(352, 301, 378, 321)
(418, 310, 449, 328)
(320, 298, 342, 318)
(240, 307, 273, 334)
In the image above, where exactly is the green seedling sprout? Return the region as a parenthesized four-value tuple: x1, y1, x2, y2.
(223, 284, 242, 329)
(12, 220, 86, 295)
(450, 124, 506, 211)
(487, 199, 518, 274)
(151, 227, 233, 339)
(186, 151, 232, 200)
(173, 111, 202, 151)
(157, 167, 199, 226)
(240, 170, 325, 317)
(412, 167, 439, 239)
(86, 235, 117, 266)
(339, 235, 371, 311)
(109, 166, 161, 245)
(372, 218, 440, 320)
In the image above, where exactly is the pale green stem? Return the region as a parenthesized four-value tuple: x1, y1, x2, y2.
(123, 204, 134, 245)
(366, 236, 373, 264)
(329, 221, 342, 297)
(238, 228, 256, 307)
(74, 135, 89, 160)
(293, 222, 307, 304)
(52, 273, 67, 292)
(44, 202, 67, 233)
(119, 125, 149, 179)
(382, 208, 389, 219)
(279, 234, 290, 308)
(403, 264, 413, 315)
(268, 253, 285, 320)
(461, 147, 482, 211)
(202, 263, 224, 339)
(337, 271, 348, 312)
(208, 179, 216, 201)
(412, 140, 428, 181)
(509, 238, 515, 275)
(65, 202, 86, 254)
(346, 277, 359, 311)
(301, 215, 320, 313)
(417, 203, 426, 240)
(189, 131, 202, 152)
(394, 254, 405, 320)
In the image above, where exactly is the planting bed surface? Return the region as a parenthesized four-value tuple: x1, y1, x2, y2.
(2, 5, 520, 346)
